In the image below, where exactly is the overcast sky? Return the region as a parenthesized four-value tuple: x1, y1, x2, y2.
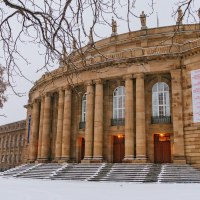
(0, 0, 200, 125)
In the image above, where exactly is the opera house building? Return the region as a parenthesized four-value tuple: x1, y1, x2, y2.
(0, 21, 200, 172)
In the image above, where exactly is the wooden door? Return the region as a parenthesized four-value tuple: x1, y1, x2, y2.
(154, 134, 171, 163)
(81, 138, 85, 160)
(113, 136, 125, 163)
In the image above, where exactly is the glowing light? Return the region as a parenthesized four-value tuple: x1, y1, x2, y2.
(159, 133, 164, 137)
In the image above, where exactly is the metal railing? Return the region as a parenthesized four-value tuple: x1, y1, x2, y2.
(111, 118, 125, 126)
(79, 121, 86, 129)
(151, 116, 171, 124)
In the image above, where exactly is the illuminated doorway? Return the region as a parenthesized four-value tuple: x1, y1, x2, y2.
(81, 138, 85, 161)
(154, 134, 171, 163)
(113, 135, 125, 163)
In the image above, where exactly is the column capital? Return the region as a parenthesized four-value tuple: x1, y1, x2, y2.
(64, 86, 72, 97)
(94, 79, 103, 85)
(134, 73, 144, 79)
(84, 80, 93, 86)
(33, 99, 40, 104)
(45, 92, 52, 97)
(64, 85, 72, 91)
(170, 69, 181, 78)
(40, 95, 45, 101)
(123, 74, 133, 80)
(58, 87, 65, 92)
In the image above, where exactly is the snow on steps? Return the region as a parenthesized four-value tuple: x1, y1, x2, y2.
(1, 163, 200, 183)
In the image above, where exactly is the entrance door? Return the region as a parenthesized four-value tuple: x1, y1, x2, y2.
(113, 136, 125, 163)
(81, 138, 85, 160)
(154, 134, 171, 163)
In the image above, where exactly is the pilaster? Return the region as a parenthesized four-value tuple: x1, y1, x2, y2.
(82, 81, 94, 163)
(29, 99, 40, 162)
(123, 75, 135, 162)
(40, 93, 51, 161)
(171, 69, 186, 163)
(55, 89, 65, 160)
(135, 73, 147, 162)
(93, 79, 104, 162)
(61, 86, 72, 161)
(37, 96, 44, 160)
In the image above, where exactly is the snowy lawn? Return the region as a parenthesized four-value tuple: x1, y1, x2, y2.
(0, 177, 200, 200)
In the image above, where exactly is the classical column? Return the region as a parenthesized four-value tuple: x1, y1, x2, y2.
(171, 69, 186, 163)
(93, 79, 104, 161)
(55, 89, 65, 160)
(29, 99, 40, 162)
(124, 75, 135, 162)
(37, 96, 44, 159)
(61, 86, 72, 161)
(41, 93, 51, 161)
(82, 81, 94, 162)
(135, 73, 147, 161)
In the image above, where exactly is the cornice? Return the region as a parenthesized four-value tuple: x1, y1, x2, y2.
(30, 32, 200, 94)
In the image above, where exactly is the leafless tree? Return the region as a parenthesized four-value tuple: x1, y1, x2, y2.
(0, 0, 199, 108)
(0, 66, 7, 114)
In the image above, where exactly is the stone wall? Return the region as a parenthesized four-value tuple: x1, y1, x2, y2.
(0, 120, 26, 171)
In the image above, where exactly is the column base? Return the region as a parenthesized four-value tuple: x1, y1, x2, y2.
(81, 156, 93, 163)
(60, 157, 70, 163)
(36, 158, 49, 163)
(173, 156, 186, 164)
(91, 157, 104, 163)
(53, 158, 61, 163)
(135, 156, 147, 163)
(123, 155, 135, 163)
(28, 159, 36, 163)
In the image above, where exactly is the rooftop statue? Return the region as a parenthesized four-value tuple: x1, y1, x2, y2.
(140, 11, 147, 29)
(177, 7, 183, 25)
(111, 17, 117, 36)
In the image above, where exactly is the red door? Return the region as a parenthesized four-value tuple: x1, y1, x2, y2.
(81, 138, 85, 160)
(154, 134, 171, 163)
(113, 136, 125, 163)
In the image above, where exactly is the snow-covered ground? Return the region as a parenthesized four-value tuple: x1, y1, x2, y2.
(0, 177, 200, 200)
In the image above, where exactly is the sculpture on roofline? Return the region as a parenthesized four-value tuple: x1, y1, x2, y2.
(177, 6, 183, 25)
(140, 11, 147, 29)
(111, 17, 117, 36)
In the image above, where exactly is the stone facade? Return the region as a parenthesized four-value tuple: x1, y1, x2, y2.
(0, 120, 26, 171)
(1, 24, 200, 168)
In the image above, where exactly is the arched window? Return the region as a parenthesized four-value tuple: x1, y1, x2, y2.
(113, 86, 125, 119)
(81, 94, 87, 122)
(152, 82, 170, 117)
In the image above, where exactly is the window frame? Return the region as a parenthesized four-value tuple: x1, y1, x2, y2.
(113, 86, 125, 119)
(81, 94, 87, 122)
(152, 82, 170, 117)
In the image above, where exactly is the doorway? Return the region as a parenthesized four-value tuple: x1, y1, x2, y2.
(113, 135, 125, 163)
(154, 134, 171, 163)
(78, 137, 85, 163)
(81, 138, 85, 161)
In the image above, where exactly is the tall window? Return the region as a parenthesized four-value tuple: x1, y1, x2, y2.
(27, 115, 31, 144)
(152, 82, 170, 117)
(81, 94, 86, 122)
(20, 135, 24, 147)
(113, 86, 125, 119)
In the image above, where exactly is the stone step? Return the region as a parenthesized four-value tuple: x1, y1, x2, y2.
(2, 163, 200, 183)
